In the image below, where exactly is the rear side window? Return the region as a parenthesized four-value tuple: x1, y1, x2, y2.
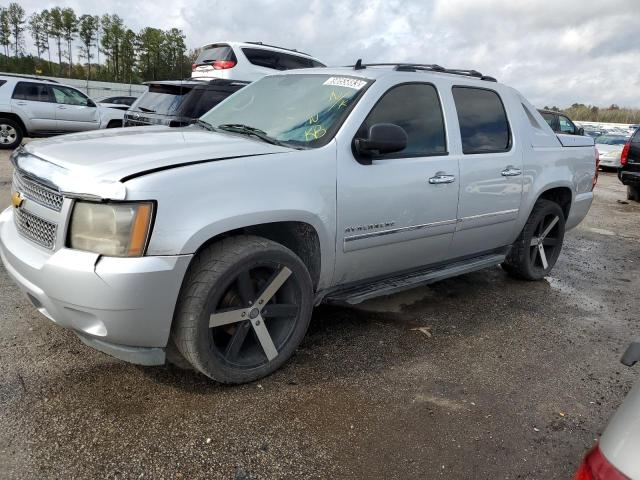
(242, 48, 324, 70)
(195, 44, 237, 66)
(0, 80, 6, 87)
(12, 82, 52, 102)
(357, 83, 447, 158)
(540, 112, 555, 128)
(179, 84, 245, 118)
(453, 87, 511, 154)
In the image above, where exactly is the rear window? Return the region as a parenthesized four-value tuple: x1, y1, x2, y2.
(452, 86, 511, 154)
(179, 83, 246, 118)
(131, 84, 194, 115)
(195, 45, 237, 65)
(242, 48, 324, 70)
(12, 82, 51, 102)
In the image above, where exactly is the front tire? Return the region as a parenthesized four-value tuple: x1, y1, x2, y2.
(171, 236, 313, 384)
(0, 118, 23, 149)
(502, 199, 566, 280)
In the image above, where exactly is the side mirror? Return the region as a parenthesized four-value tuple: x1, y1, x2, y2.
(354, 123, 408, 158)
(577, 127, 585, 136)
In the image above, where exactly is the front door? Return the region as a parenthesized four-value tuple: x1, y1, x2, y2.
(10, 81, 58, 133)
(51, 85, 100, 132)
(334, 82, 460, 284)
(449, 86, 523, 256)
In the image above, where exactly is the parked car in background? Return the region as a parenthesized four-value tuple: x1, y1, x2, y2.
(619, 127, 640, 201)
(191, 41, 325, 81)
(539, 109, 585, 136)
(98, 96, 138, 111)
(124, 79, 248, 127)
(574, 340, 640, 480)
(1, 63, 598, 383)
(100, 96, 137, 106)
(0, 74, 124, 149)
(595, 134, 629, 171)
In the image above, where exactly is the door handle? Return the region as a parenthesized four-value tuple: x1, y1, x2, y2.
(501, 166, 522, 177)
(16, 101, 27, 106)
(429, 174, 456, 184)
(57, 105, 67, 109)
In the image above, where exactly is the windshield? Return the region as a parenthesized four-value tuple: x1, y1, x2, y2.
(200, 74, 372, 148)
(595, 135, 628, 145)
(131, 84, 194, 115)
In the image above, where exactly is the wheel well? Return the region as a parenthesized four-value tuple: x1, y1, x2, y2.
(0, 113, 27, 135)
(195, 222, 322, 290)
(538, 187, 572, 219)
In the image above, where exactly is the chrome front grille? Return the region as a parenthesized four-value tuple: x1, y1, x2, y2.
(13, 171, 64, 211)
(14, 208, 57, 249)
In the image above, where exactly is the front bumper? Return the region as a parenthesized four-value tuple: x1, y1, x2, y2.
(0, 207, 192, 365)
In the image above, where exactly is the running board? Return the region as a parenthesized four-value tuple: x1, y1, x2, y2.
(324, 253, 506, 306)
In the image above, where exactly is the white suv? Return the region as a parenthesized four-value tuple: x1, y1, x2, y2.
(0, 74, 125, 149)
(191, 41, 325, 81)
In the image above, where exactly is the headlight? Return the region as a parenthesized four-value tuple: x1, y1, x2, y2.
(69, 202, 154, 257)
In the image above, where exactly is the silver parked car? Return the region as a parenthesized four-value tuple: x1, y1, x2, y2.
(0, 63, 598, 383)
(0, 74, 125, 149)
(574, 340, 640, 480)
(596, 134, 629, 171)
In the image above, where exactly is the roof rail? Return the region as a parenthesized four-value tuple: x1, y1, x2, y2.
(244, 41, 311, 57)
(0, 72, 59, 83)
(349, 60, 497, 82)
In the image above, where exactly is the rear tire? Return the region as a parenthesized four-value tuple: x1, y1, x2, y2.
(0, 118, 23, 149)
(502, 199, 566, 280)
(627, 185, 640, 202)
(171, 235, 313, 384)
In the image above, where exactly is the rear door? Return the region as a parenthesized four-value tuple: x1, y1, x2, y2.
(10, 81, 58, 133)
(335, 82, 460, 283)
(51, 85, 100, 132)
(449, 86, 523, 256)
(626, 128, 640, 171)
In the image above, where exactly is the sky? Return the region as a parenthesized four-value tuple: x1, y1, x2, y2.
(17, 0, 640, 108)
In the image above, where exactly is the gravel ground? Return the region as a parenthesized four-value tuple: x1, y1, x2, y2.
(0, 145, 638, 479)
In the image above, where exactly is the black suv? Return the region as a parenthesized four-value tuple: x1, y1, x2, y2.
(619, 127, 640, 201)
(124, 79, 248, 128)
(538, 109, 585, 136)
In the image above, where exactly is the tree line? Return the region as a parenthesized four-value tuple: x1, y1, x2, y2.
(543, 103, 640, 125)
(0, 3, 195, 83)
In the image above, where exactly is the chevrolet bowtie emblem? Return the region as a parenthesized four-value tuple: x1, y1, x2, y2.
(11, 191, 23, 208)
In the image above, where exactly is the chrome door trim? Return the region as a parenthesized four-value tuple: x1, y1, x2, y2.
(456, 208, 519, 231)
(345, 218, 458, 243)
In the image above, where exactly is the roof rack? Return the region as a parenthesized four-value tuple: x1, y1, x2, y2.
(351, 60, 497, 82)
(244, 41, 311, 57)
(0, 72, 59, 83)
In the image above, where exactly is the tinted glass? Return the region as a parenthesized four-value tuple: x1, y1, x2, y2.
(358, 83, 446, 157)
(453, 87, 511, 154)
(631, 128, 640, 144)
(131, 84, 193, 115)
(195, 44, 237, 65)
(276, 52, 320, 70)
(540, 112, 555, 128)
(242, 48, 279, 69)
(179, 84, 245, 118)
(12, 82, 52, 102)
(558, 116, 576, 134)
(51, 86, 90, 106)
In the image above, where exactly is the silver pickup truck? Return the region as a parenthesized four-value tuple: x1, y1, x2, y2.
(0, 63, 597, 383)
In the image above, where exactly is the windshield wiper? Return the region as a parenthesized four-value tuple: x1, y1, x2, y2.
(217, 123, 287, 147)
(137, 106, 156, 113)
(194, 119, 216, 131)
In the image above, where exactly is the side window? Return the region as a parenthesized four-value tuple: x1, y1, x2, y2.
(276, 53, 314, 70)
(452, 87, 511, 154)
(242, 48, 279, 70)
(357, 83, 447, 158)
(558, 115, 576, 134)
(51, 86, 90, 106)
(631, 128, 640, 144)
(12, 82, 52, 102)
(540, 112, 556, 129)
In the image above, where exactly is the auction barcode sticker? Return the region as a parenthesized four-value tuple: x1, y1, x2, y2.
(323, 77, 368, 90)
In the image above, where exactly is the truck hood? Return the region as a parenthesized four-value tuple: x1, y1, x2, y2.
(21, 126, 291, 182)
(13, 126, 292, 200)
